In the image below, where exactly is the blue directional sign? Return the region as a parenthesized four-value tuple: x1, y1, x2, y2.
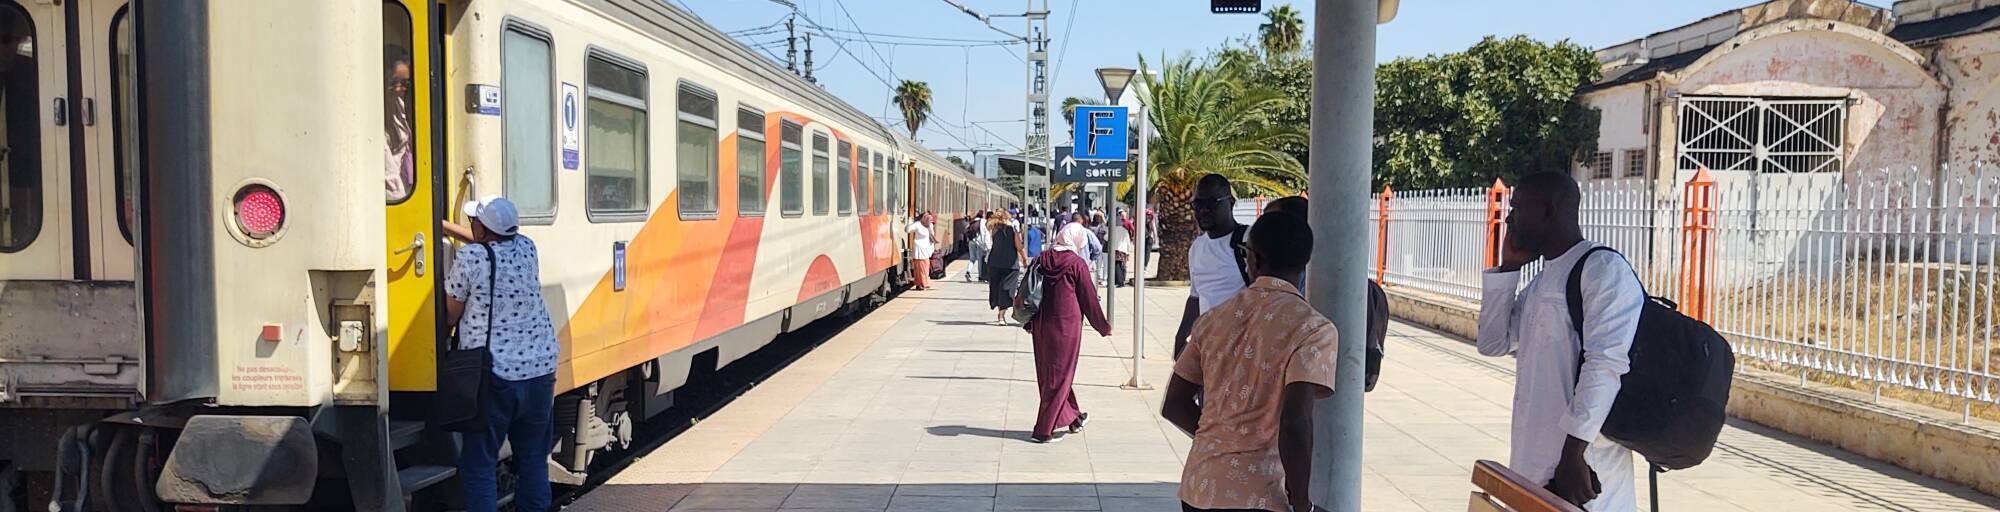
(1052, 145, 1127, 183)
(1071, 105, 1130, 161)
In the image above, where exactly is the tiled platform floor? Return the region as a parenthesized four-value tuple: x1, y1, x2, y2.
(566, 261, 2000, 511)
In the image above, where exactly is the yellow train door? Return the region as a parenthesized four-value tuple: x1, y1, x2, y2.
(383, 0, 441, 391)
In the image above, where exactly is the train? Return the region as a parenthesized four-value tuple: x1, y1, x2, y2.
(0, 0, 1014, 510)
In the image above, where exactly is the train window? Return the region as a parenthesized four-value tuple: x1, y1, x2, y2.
(736, 107, 765, 216)
(0, 4, 40, 253)
(810, 133, 828, 216)
(865, 150, 878, 215)
(501, 25, 556, 219)
(836, 141, 852, 216)
(779, 121, 802, 217)
(382, 4, 417, 205)
(113, 7, 136, 242)
(857, 148, 871, 215)
(585, 52, 648, 220)
(675, 82, 718, 218)
(888, 157, 900, 214)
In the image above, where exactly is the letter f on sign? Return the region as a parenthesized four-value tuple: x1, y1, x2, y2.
(1086, 111, 1116, 157)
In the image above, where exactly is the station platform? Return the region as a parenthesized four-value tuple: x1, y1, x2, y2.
(565, 261, 2000, 511)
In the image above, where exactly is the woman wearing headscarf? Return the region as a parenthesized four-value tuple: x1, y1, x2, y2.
(1024, 223, 1112, 443)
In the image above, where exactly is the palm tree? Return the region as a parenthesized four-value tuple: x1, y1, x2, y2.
(1259, 4, 1306, 58)
(1060, 96, 1105, 132)
(1139, 53, 1306, 280)
(893, 80, 932, 139)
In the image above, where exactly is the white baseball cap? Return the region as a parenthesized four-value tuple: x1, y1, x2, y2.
(462, 196, 520, 236)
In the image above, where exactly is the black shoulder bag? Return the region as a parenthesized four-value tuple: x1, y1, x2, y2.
(435, 241, 498, 433)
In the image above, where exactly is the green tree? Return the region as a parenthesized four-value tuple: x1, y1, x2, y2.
(1059, 96, 1105, 133)
(1373, 35, 1601, 189)
(893, 80, 933, 140)
(945, 155, 974, 172)
(1259, 4, 1306, 58)
(1138, 53, 1306, 281)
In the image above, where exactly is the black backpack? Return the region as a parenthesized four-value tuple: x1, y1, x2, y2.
(1564, 246, 1734, 471)
(1012, 260, 1044, 328)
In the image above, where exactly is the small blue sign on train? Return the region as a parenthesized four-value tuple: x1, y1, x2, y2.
(561, 83, 581, 170)
(612, 241, 627, 291)
(1070, 105, 1129, 162)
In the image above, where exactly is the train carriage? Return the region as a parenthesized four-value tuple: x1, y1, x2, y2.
(0, 0, 1010, 510)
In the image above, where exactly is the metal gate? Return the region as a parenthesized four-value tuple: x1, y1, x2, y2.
(1677, 97, 1845, 174)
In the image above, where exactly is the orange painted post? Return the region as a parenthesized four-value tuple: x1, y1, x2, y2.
(1375, 186, 1393, 285)
(1484, 178, 1510, 269)
(1254, 196, 1266, 216)
(1679, 168, 1718, 322)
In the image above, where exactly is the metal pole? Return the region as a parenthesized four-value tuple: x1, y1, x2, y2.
(1308, 0, 1374, 510)
(1103, 183, 1115, 326)
(1125, 103, 1151, 389)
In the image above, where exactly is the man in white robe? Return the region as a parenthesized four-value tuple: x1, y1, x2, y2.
(1478, 172, 1646, 511)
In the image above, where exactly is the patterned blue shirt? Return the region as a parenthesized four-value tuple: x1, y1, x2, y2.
(445, 236, 559, 381)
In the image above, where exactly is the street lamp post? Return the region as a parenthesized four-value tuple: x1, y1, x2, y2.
(1097, 67, 1151, 391)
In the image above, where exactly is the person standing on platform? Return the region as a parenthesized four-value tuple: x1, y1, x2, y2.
(442, 197, 560, 512)
(1111, 209, 1134, 288)
(987, 210, 1027, 325)
(1263, 196, 1393, 392)
(1146, 207, 1161, 271)
(966, 211, 991, 282)
(1174, 174, 1250, 359)
(908, 212, 937, 291)
(1025, 222, 1112, 443)
(1478, 172, 1643, 511)
(1162, 212, 1334, 512)
(1025, 214, 1047, 259)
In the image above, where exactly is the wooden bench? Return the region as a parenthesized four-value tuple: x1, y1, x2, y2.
(1466, 460, 1583, 512)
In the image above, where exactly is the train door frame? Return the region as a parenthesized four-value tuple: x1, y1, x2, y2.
(0, 0, 75, 280)
(383, 0, 447, 393)
(76, 0, 131, 281)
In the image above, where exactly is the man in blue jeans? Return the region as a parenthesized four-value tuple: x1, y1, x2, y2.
(444, 197, 561, 512)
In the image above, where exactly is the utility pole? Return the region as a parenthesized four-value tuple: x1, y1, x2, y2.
(1307, 1, 1378, 510)
(938, 0, 1048, 206)
(785, 16, 798, 74)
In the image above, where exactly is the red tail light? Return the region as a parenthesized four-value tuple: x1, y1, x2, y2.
(232, 184, 285, 239)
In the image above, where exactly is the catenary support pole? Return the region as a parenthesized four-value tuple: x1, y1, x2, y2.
(1125, 103, 1151, 389)
(1103, 182, 1115, 326)
(1307, 0, 1374, 510)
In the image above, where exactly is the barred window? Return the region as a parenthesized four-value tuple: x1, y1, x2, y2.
(1587, 151, 1613, 180)
(1624, 149, 1646, 178)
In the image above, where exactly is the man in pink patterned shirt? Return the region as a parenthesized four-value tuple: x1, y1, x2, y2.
(1163, 212, 1336, 512)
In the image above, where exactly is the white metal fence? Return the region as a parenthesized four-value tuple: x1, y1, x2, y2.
(1368, 169, 2000, 409)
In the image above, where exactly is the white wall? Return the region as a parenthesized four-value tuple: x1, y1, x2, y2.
(1580, 83, 1654, 185)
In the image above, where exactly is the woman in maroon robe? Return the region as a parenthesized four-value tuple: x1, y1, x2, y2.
(1024, 223, 1112, 443)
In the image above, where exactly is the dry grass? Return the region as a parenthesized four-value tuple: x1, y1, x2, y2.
(1715, 262, 2000, 423)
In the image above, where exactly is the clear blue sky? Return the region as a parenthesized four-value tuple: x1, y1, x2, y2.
(674, 0, 1893, 155)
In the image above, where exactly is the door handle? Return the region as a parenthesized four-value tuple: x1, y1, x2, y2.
(52, 98, 64, 126)
(80, 98, 95, 126)
(393, 232, 427, 276)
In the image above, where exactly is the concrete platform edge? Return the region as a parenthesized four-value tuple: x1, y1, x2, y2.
(1379, 285, 2000, 498)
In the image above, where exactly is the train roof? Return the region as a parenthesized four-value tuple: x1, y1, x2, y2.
(604, 0, 996, 191)
(599, 0, 889, 141)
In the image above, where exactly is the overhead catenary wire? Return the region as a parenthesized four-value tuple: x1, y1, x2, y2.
(1048, 0, 1081, 89)
(829, 0, 899, 82)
